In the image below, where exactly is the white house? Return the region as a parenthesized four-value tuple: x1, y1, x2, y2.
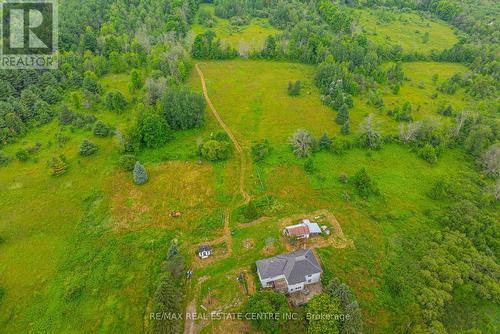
(256, 249, 322, 293)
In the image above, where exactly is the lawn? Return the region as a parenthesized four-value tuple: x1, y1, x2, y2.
(354, 8, 459, 53)
(191, 4, 279, 52)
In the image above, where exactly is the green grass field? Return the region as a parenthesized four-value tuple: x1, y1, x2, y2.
(191, 4, 279, 52)
(185, 60, 490, 332)
(0, 59, 494, 333)
(353, 61, 473, 133)
(354, 8, 459, 53)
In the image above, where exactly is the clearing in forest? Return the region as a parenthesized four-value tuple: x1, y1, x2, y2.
(354, 8, 459, 52)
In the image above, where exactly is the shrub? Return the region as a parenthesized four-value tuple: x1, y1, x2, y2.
(79, 139, 98, 156)
(133, 162, 148, 185)
(212, 131, 229, 142)
(15, 149, 30, 162)
(437, 103, 453, 116)
(64, 283, 83, 301)
(119, 154, 136, 171)
(82, 71, 101, 94)
(161, 88, 205, 130)
(244, 201, 259, 220)
(93, 121, 110, 137)
(129, 69, 143, 91)
(352, 168, 379, 197)
(201, 140, 230, 161)
(105, 91, 127, 112)
(0, 151, 12, 166)
(428, 179, 451, 200)
(251, 139, 271, 162)
(244, 291, 290, 334)
(419, 144, 438, 164)
(27, 142, 42, 154)
(304, 158, 315, 174)
(287, 80, 301, 96)
(137, 110, 172, 148)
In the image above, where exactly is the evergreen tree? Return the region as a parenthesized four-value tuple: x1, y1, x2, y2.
(133, 161, 148, 185)
(59, 105, 75, 125)
(244, 201, 259, 220)
(93, 121, 110, 137)
(79, 139, 98, 156)
(151, 275, 182, 334)
(49, 155, 68, 176)
(82, 26, 97, 52)
(352, 167, 379, 197)
(130, 69, 143, 91)
(82, 71, 101, 94)
(262, 35, 277, 58)
(341, 120, 350, 135)
(319, 133, 332, 150)
(336, 104, 349, 125)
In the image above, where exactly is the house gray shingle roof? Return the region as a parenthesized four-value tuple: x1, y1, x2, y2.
(256, 249, 322, 285)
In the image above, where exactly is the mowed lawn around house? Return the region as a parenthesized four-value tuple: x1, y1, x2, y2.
(354, 8, 459, 53)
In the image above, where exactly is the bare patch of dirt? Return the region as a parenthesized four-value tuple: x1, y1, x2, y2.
(243, 238, 254, 249)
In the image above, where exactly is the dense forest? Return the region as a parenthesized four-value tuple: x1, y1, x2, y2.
(0, 0, 498, 334)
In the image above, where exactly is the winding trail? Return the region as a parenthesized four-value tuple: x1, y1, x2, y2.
(185, 64, 251, 334)
(195, 63, 251, 204)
